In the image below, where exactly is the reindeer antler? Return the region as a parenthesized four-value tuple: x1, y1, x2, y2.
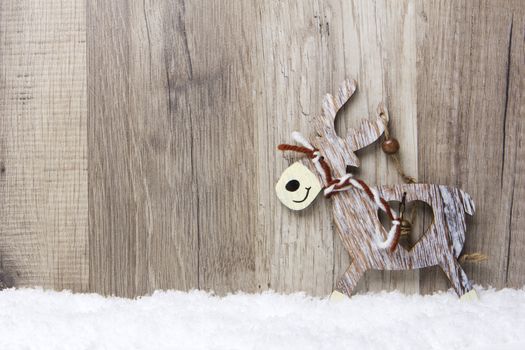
(321, 79, 357, 122)
(313, 79, 387, 174)
(346, 103, 388, 151)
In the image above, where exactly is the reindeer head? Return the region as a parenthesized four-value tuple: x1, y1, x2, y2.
(275, 162, 323, 210)
(275, 79, 387, 210)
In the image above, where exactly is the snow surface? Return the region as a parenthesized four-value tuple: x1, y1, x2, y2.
(0, 287, 524, 350)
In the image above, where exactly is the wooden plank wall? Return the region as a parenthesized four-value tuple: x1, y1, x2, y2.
(0, 0, 523, 297)
(0, 0, 87, 291)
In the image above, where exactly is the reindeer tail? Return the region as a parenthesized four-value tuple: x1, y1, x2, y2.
(460, 190, 475, 216)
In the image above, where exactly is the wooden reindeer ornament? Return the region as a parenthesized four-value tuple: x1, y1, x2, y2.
(276, 79, 477, 300)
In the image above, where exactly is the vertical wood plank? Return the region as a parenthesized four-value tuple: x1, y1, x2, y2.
(88, 0, 199, 296)
(0, 0, 87, 290)
(416, 0, 523, 292)
(254, 1, 335, 295)
(502, 13, 525, 288)
(185, 1, 258, 293)
(255, 0, 419, 295)
(333, 0, 419, 294)
(88, 0, 134, 297)
(88, 0, 257, 296)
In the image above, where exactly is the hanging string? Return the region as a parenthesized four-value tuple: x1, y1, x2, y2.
(380, 110, 487, 263)
(379, 110, 417, 184)
(379, 110, 418, 243)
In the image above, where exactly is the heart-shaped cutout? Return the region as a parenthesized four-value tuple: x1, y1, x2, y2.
(377, 200, 434, 251)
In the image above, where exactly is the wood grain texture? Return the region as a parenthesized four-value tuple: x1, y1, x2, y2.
(287, 79, 475, 297)
(416, 0, 525, 293)
(331, 0, 420, 294)
(87, 0, 257, 296)
(187, 2, 257, 294)
(254, 0, 336, 296)
(0, 0, 522, 297)
(88, 0, 200, 296)
(255, 0, 420, 296)
(333, 182, 475, 297)
(0, 0, 87, 290)
(503, 14, 525, 288)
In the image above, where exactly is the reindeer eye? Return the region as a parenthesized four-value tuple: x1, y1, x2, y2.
(285, 179, 300, 192)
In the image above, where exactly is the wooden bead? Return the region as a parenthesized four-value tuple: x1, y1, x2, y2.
(382, 138, 400, 154)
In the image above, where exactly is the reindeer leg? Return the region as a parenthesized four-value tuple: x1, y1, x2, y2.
(335, 263, 365, 297)
(438, 254, 473, 298)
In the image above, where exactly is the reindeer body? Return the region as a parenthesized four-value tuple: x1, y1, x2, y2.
(278, 78, 476, 298)
(330, 184, 475, 296)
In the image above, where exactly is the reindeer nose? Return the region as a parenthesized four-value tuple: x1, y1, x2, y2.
(285, 179, 300, 192)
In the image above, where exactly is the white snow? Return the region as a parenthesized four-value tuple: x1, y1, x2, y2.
(0, 287, 524, 350)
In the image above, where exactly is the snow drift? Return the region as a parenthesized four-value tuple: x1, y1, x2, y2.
(0, 287, 523, 349)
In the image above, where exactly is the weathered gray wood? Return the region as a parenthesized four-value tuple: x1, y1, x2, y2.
(88, 0, 200, 296)
(0, 0, 88, 291)
(253, 1, 336, 296)
(256, 0, 420, 296)
(0, 0, 522, 298)
(189, 2, 258, 294)
(87, 0, 257, 296)
(416, 0, 525, 293)
(314, 79, 386, 176)
(503, 14, 525, 288)
(331, 0, 420, 294)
